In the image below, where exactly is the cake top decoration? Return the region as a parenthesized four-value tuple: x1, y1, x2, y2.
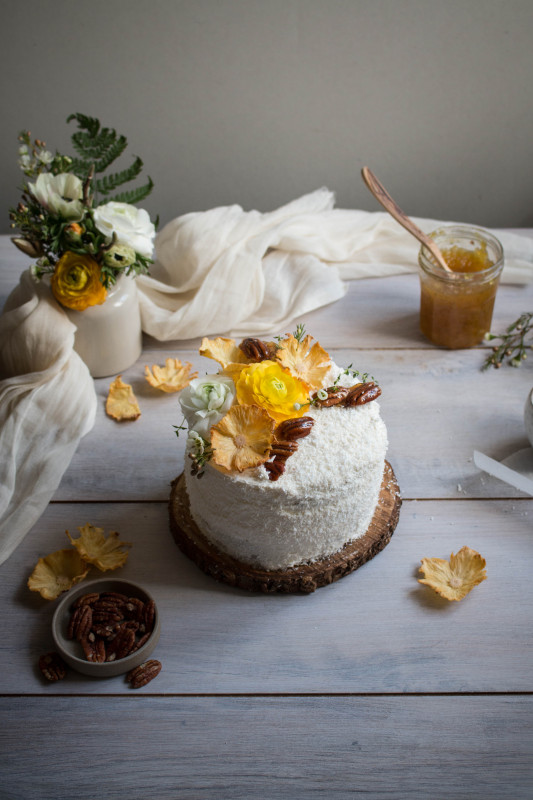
(176, 325, 381, 480)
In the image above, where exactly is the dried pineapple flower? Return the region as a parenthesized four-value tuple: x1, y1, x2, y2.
(145, 358, 198, 393)
(66, 523, 132, 571)
(199, 337, 248, 369)
(106, 375, 141, 421)
(418, 546, 487, 601)
(276, 333, 331, 390)
(211, 404, 275, 472)
(28, 548, 90, 600)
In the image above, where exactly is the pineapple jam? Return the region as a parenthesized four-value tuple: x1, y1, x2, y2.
(418, 227, 504, 349)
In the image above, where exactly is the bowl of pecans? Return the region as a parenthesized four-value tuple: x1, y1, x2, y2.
(51, 578, 161, 678)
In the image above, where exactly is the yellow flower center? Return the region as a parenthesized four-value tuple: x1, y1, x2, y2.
(66, 264, 89, 291)
(236, 361, 308, 421)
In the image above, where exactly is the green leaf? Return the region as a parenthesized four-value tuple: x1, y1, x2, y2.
(95, 157, 143, 194)
(109, 177, 154, 205)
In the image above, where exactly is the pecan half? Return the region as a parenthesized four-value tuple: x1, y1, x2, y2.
(68, 604, 93, 641)
(127, 659, 162, 689)
(344, 381, 381, 407)
(81, 636, 106, 663)
(38, 652, 67, 682)
(143, 600, 156, 634)
(124, 597, 145, 621)
(239, 338, 271, 362)
(72, 592, 99, 609)
(275, 416, 314, 441)
(265, 459, 286, 480)
(106, 626, 136, 661)
(269, 440, 299, 459)
(312, 386, 349, 407)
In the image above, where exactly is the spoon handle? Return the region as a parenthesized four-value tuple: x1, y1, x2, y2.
(361, 167, 452, 273)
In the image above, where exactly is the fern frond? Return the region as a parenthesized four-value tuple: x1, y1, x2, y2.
(92, 135, 128, 173)
(110, 177, 154, 205)
(66, 113, 100, 138)
(95, 157, 143, 194)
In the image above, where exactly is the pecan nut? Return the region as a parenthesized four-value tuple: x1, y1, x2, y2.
(312, 386, 349, 407)
(275, 416, 314, 441)
(81, 636, 106, 663)
(344, 381, 381, 407)
(127, 659, 162, 689)
(72, 592, 99, 609)
(38, 652, 67, 682)
(269, 440, 299, 459)
(67, 604, 93, 641)
(239, 338, 271, 362)
(265, 459, 286, 481)
(106, 626, 136, 661)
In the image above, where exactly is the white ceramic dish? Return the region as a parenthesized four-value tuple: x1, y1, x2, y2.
(52, 578, 160, 677)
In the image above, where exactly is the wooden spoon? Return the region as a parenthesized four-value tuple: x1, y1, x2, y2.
(361, 166, 452, 273)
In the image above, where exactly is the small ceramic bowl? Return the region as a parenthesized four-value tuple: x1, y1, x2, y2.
(525, 388, 533, 449)
(52, 578, 160, 677)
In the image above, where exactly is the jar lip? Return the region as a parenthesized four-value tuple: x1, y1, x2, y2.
(419, 224, 504, 282)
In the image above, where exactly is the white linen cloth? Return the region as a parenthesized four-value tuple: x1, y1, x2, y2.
(1, 187, 533, 565)
(0, 271, 96, 565)
(137, 187, 533, 340)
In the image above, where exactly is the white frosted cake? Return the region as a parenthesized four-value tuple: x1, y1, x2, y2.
(175, 328, 389, 573)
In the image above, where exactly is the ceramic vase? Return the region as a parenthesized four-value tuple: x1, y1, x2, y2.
(64, 275, 143, 378)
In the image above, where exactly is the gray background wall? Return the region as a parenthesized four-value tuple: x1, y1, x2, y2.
(1, 0, 532, 234)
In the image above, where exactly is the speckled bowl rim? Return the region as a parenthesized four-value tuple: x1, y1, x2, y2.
(52, 578, 160, 678)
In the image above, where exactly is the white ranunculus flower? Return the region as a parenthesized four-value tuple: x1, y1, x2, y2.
(28, 172, 84, 220)
(179, 375, 236, 439)
(93, 201, 155, 259)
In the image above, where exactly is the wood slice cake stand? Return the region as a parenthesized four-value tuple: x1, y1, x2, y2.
(169, 461, 401, 594)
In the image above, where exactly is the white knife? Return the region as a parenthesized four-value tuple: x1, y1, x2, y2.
(473, 450, 533, 497)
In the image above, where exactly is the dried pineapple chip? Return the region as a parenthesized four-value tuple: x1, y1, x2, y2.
(276, 333, 331, 390)
(145, 358, 198, 393)
(28, 548, 89, 600)
(211, 404, 275, 472)
(199, 337, 248, 369)
(418, 546, 487, 601)
(106, 375, 141, 421)
(66, 523, 132, 571)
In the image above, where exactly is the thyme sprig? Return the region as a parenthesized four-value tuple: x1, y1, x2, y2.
(482, 312, 532, 369)
(175, 423, 213, 478)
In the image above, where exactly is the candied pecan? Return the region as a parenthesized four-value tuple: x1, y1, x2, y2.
(106, 626, 136, 661)
(265, 459, 286, 481)
(275, 416, 314, 441)
(239, 337, 271, 362)
(68, 604, 93, 642)
(344, 381, 381, 407)
(269, 440, 299, 459)
(312, 386, 349, 407)
(81, 636, 106, 663)
(72, 592, 99, 609)
(38, 652, 67, 682)
(92, 623, 120, 640)
(127, 659, 162, 689)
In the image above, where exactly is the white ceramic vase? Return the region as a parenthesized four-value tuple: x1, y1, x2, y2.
(64, 275, 143, 378)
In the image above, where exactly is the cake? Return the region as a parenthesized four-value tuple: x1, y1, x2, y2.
(170, 327, 395, 588)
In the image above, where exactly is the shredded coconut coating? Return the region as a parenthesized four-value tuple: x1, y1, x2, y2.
(185, 398, 388, 570)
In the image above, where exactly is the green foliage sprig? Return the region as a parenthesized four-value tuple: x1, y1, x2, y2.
(9, 113, 156, 289)
(483, 312, 533, 369)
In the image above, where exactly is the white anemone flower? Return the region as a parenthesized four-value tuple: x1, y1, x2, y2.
(28, 172, 84, 220)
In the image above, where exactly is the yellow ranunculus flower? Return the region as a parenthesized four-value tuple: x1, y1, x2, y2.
(51, 251, 107, 311)
(235, 360, 308, 422)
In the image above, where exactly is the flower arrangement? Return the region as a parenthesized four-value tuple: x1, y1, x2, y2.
(9, 113, 156, 311)
(175, 324, 382, 481)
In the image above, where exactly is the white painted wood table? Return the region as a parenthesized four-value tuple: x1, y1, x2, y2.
(1, 235, 532, 799)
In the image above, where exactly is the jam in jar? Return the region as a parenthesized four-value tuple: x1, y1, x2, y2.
(418, 225, 504, 349)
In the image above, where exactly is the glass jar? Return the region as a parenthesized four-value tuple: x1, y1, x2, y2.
(64, 275, 143, 378)
(418, 225, 504, 349)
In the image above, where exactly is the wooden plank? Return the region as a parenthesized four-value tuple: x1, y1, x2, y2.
(0, 696, 531, 800)
(53, 347, 533, 502)
(1, 499, 531, 695)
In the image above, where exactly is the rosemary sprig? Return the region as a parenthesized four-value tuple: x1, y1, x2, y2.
(482, 312, 533, 369)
